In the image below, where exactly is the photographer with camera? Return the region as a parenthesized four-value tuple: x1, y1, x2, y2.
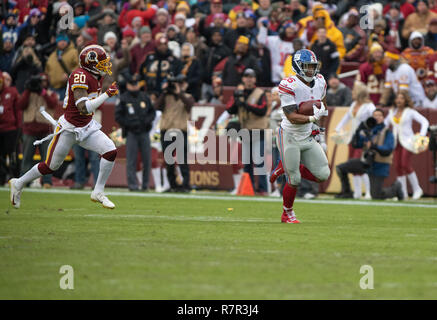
(17, 73, 58, 188)
(226, 68, 268, 195)
(115, 73, 156, 191)
(154, 72, 194, 192)
(336, 109, 404, 201)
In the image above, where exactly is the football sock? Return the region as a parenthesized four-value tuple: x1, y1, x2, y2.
(299, 164, 318, 182)
(362, 174, 371, 196)
(283, 183, 297, 210)
(352, 175, 362, 199)
(162, 168, 170, 189)
(16, 163, 42, 190)
(151, 168, 161, 189)
(94, 158, 114, 194)
(397, 175, 408, 199)
(407, 171, 421, 193)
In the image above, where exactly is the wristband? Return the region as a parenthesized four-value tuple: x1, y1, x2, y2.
(309, 116, 316, 123)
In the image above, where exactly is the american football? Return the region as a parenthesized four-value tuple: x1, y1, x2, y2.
(297, 100, 322, 116)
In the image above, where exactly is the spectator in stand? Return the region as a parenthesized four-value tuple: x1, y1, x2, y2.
(326, 74, 353, 107)
(256, 18, 296, 84)
(424, 17, 437, 50)
(310, 27, 340, 80)
(204, 0, 228, 27)
(130, 26, 155, 74)
(45, 33, 79, 100)
(118, 0, 157, 29)
(430, 0, 437, 12)
(255, 0, 272, 19)
(380, 50, 426, 107)
(0, 72, 20, 186)
(2, 72, 12, 88)
(297, 5, 346, 59)
(152, 8, 170, 39)
(87, 9, 119, 46)
(340, 8, 367, 63)
(402, 0, 437, 42)
(185, 27, 208, 61)
(75, 27, 98, 52)
(285, 0, 307, 24)
(180, 43, 202, 102)
(174, 13, 187, 36)
(368, 19, 397, 53)
(83, 0, 102, 17)
(383, 0, 416, 20)
(166, 25, 182, 58)
(384, 2, 406, 51)
(122, 28, 138, 50)
(17, 73, 58, 189)
(2, 13, 19, 46)
(198, 13, 228, 45)
(200, 28, 231, 101)
(402, 31, 435, 81)
(191, 0, 210, 16)
(223, 12, 253, 50)
(357, 43, 388, 105)
(423, 77, 437, 108)
(140, 35, 183, 98)
(228, 0, 259, 29)
(222, 35, 261, 86)
(11, 33, 43, 93)
(16, 8, 49, 48)
(0, 36, 15, 74)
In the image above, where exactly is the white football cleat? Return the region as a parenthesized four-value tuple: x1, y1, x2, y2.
(412, 188, 423, 200)
(91, 191, 115, 209)
(9, 178, 22, 209)
(364, 193, 372, 200)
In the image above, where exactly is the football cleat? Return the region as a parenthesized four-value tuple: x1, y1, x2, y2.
(412, 188, 423, 200)
(9, 178, 22, 209)
(91, 191, 115, 209)
(281, 209, 300, 224)
(270, 160, 284, 184)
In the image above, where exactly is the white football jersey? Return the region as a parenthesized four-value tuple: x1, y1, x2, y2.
(385, 63, 425, 107)
(278, 74, 327, 140)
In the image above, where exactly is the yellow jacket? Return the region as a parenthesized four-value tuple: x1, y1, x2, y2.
(45, 43, 79, 89)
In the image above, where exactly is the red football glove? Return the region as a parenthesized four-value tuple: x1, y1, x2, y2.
(106, 82, 119, 97)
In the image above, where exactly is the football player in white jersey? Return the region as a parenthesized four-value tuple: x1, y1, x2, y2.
(270, 49, 331, 223)
(381, 51, 426, 107)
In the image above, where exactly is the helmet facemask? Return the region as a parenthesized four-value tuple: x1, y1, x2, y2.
(299, 61, 320, 82)
(96, 56, 112, 76)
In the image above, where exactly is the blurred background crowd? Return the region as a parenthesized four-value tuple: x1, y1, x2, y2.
(1, 0, 437, 198)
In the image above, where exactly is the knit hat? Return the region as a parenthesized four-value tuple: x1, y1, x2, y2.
(175, 13, 186, 21)
(81, 27, 98, 43)
(237, 35, 249, 45)
(176, 1, 190, 13)
(122, 28, 136, 39)
(103, 31, 117, 43)
(140, 26, 151, 35)
(369, 42, 383, 54)
(56, 33, 70, 43)
(157, 8, 168, 16)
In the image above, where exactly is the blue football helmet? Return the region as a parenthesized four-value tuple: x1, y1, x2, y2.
(292, 49, 321, 82)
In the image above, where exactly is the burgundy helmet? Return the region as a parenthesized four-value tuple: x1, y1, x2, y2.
(79, 44, 112, 76)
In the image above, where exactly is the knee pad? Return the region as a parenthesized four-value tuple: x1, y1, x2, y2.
(102, 149, 117, 162)
(38, 162, 54, 175)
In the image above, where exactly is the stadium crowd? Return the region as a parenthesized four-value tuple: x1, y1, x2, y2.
(1, 0, 437, 198)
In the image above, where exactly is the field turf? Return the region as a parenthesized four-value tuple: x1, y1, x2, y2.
(1, 188, 437, 299)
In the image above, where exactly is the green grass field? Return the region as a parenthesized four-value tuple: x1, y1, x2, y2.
(1, 188, 437, 300)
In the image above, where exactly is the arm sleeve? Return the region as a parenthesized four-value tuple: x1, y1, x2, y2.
(336, 111, 352, 132)
(412, 109, 429, 136)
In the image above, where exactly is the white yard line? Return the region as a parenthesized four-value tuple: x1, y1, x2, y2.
(1, 187, 437, 209)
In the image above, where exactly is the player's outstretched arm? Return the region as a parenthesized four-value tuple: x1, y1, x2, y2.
(74, 82, 119, 115)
